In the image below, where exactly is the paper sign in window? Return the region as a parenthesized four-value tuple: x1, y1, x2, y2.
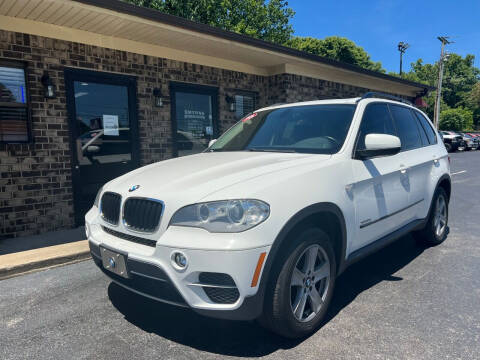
(103, 114, 119, 136)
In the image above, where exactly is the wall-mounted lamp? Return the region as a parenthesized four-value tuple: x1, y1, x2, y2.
(41, 72, 56, 99)
(225, 94, 235, 112)
(153, 87, 163, 107)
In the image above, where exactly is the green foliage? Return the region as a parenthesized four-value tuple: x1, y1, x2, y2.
(390, 54, 480, 125)
(466, 82, 480, 128)
(124, 0, 295, 44)
(439, 107, 473, 131)
(285, 36, 384, 72)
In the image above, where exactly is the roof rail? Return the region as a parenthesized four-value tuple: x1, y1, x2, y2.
(357, 92, 412, 105)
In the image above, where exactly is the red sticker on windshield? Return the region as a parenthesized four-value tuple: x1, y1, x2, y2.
(242, 113, 257, 122)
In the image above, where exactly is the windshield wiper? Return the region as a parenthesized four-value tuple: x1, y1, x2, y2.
(247, 148, 297, 153)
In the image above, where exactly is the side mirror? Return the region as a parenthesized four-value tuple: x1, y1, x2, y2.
(208, 139, 217, 148)
(356, 133, 401, 159)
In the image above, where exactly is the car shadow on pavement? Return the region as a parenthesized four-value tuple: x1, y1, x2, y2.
(108, 234, 426, 357)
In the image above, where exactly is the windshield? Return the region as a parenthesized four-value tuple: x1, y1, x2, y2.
(209, 104, 356, 154)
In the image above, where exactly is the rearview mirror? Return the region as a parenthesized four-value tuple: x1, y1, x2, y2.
(356, 133, 401, 159)
(208, 139, 217, 148)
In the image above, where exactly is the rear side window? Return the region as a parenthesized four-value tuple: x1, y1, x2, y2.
(414, 111, 437, 145)
(389, 105, 422, 151)
(357, 103, 396, 150)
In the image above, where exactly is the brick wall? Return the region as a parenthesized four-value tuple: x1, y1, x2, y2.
(0, 29, 411, 239)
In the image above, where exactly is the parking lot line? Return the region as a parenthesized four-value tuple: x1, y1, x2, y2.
(451, 170, 467, 175)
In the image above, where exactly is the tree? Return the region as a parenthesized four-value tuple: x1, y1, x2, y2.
(466, 82, 480, 128)
(285, 36, 384, 72)
(391, 54, 480, 122)
(439, 108, 473, 131)
(124, 0, 295, 44)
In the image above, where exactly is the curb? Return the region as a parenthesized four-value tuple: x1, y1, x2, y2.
(0, 240, 91, 280)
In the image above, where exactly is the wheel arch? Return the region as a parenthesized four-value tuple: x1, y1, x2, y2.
(254, 203, 347, 313)
(436, 173, 451, 201)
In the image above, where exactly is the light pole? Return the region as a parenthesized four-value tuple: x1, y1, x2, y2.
(433, 36, 453, 129)
(398, 42, 409, 75)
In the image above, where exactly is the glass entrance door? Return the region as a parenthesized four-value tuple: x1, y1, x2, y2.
(171, 83, 218, 157)
(65, 69, 139, 225)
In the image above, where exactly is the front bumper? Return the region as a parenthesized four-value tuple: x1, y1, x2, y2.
(87, 223, 271, 320)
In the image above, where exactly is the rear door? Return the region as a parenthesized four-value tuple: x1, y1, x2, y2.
(351, 102, 410, 251)
(389, 105, 432, 221)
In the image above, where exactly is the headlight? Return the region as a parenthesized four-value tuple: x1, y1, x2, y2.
(170, 199, 270, 233)
(93, 186, 103, 208)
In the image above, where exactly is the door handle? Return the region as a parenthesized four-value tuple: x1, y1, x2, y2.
(433, 158, 439, 164)
(399, 164, 408, 174)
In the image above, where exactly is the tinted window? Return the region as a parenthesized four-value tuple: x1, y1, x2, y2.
(414, 111, 437, 144)
(357, 103, 396, 150)
(389, 105, 422, 151)
(210, 104, 356, 154)
(412, 111, 429, 146)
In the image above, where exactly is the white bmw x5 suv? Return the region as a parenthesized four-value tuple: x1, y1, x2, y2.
(86, 93, 451, 338)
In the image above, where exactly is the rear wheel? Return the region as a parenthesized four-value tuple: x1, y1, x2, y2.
(414, 187, 449, 246)
(260, 228, 336, 338)
(444, 143, 452, 152)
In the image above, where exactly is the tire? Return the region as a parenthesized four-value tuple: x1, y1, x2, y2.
(414, 187, 449, 246)
(444, 143, 452, 152)
(259, 228, 336, 338)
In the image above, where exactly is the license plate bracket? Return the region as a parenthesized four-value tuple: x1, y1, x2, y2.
(100, 246, 129, 279)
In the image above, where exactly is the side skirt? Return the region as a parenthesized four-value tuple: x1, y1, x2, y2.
(343, 218, 427, 269)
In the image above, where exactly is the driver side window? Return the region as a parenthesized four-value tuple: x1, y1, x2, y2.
(357, 103, 396, 150)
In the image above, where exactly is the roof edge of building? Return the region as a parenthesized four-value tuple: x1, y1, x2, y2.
(74, 0, 434, 94)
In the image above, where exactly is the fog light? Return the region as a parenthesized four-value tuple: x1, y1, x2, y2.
(173, 252, 188, 269)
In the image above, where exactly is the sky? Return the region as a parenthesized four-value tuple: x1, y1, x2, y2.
(288, 0, 480, 73)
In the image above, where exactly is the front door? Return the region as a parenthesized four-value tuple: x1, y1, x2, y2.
(170, 83, 218, 157)
(65, 69, 139, 226)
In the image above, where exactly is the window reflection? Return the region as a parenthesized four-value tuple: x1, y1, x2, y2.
(174, 91, 214, 157)
(73, 81, 132, 165)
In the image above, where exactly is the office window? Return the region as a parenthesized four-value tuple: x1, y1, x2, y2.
(0, 62, 30, 143)
(235, 93, 255, 119)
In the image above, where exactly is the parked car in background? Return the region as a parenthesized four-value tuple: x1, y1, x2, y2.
(459, 133, 479, 150)
(440, 131, 464, 152)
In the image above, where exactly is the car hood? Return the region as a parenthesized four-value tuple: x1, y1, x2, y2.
(106, 151, 330, 203)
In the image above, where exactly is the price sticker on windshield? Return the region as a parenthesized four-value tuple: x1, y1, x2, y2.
(242, 112, 257, 123)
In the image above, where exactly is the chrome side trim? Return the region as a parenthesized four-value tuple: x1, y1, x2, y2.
(360, 198, 424, 229)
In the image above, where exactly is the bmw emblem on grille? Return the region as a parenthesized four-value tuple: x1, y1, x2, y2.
(128, 185, 140, 192)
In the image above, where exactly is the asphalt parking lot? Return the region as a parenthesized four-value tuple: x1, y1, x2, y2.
(1, 151, 479, 360)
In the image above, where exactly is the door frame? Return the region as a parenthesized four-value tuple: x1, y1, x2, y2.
(64, 68, 140, 226)
(169, 82, 219, 157)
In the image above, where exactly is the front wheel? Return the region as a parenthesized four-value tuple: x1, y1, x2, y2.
(444, 143, 452, 152)
(260, 228, 336, 338)
(414, 187, 449, 246)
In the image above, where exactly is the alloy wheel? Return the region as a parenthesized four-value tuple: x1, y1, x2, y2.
(434, 194, 447, 237)
(289, 244, 331, 322)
